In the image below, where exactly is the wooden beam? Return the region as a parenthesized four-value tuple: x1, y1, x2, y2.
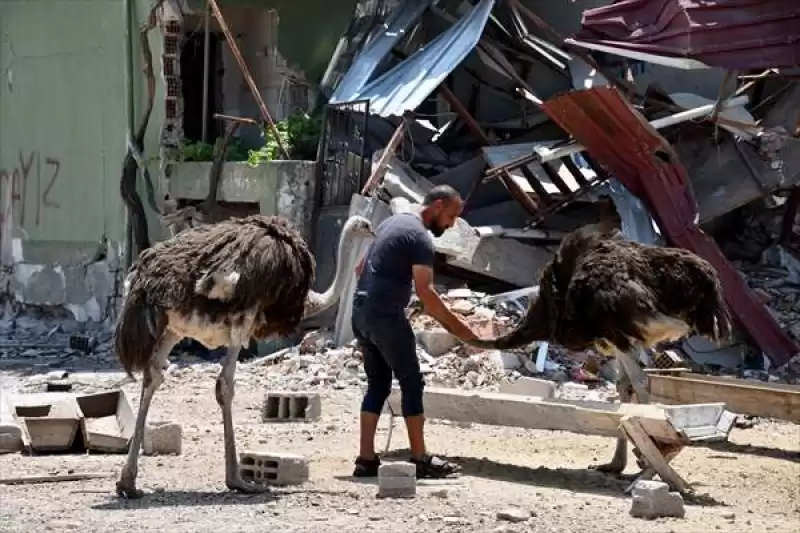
(207, 0, 289, 159)
(648, 373, 800, 423)
(438, 84, 541, 216)
(361, 119, 407, 196)
(621, 417, 690, 493)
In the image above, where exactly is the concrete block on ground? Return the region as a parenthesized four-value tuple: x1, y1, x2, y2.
(378, 461, 416, 498)
(499, 377, 556, 399)
(143, 421, 182, 456)
(262, 392, 321, 422)
(239, 451, 309, 486)
(629, 480, 686, 519)
(0, 423, 23, 452)
(416, 329, 458, 357)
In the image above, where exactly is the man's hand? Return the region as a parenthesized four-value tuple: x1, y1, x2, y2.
(412, 265, 479, 341)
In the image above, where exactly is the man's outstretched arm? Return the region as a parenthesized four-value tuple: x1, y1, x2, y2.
(412, 264, 477, 341)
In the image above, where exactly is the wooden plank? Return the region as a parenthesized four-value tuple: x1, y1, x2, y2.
(0, 473, 111, 486)
(388, 387, 684, 442)
(621, 417, 690, 493)
(648, 374, 800, 423)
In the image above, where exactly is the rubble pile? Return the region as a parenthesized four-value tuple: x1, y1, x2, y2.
(0, 306, 115, 371)
(722, 204, 800, 341)
(252, 286, 617, 398)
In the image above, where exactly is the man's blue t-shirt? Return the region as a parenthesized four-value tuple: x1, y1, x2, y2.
(356, 212, 435, 311)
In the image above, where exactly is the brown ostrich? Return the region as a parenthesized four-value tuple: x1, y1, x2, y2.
(464, 221, 732, 473)
(114, 214, 373, 498)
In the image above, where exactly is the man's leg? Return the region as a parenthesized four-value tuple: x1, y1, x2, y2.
(373, 317, 459, 478)
(352, 309, 392, 477)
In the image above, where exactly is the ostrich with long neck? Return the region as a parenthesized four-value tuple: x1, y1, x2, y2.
(114, 214, 373, 498)
(463, 222, 731, 474)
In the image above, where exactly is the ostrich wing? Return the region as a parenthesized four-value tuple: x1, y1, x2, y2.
(129, 215, 315, 330)
(560, 248, 660, 351)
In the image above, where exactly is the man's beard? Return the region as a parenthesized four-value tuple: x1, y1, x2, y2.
(428, 219, 446, 237)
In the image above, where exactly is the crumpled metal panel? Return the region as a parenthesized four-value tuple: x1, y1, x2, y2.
(540, 86, 798, 367)
(333, 0, 495, 116)
(573, 0, 800, 70)
(329, 0, 433, 104)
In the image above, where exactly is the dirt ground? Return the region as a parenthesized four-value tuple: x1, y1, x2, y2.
(1, 368, 798, 533)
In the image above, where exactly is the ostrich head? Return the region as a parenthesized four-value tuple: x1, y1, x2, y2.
(302, 215, 374, 318)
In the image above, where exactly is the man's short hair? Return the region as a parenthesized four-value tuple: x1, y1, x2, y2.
(422, 185, 461, 206)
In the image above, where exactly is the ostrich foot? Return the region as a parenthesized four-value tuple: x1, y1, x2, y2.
(588, 460, 626, 475)
(589, 436, 627, 475)
(226, 475, 271, 494)
(115, 479, 144, 499)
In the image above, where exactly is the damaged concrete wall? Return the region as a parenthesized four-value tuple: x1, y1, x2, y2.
(0, 0, 138, 321)
(167, 160, 316, 237)
(183, 0, 356, 146)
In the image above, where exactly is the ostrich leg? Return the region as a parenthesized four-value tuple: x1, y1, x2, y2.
(590, 360, 632, 474)
(216, 344, 270, 493)
(116, 331, 180, 498)
(590, 349, 650, 475)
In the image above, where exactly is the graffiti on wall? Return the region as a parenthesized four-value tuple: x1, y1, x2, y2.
(0, 150, 62, 229)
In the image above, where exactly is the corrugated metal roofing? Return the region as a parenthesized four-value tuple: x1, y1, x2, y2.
(330, 0, 495, 116)
(570, 0, 800, 70)
(329, 0, 433, 104)
(539, 86, 799, 367)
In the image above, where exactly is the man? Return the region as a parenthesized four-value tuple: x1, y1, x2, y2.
(350, 185, 480, 479)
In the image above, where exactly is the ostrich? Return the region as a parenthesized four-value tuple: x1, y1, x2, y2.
(464, 222, 732, 474)
(114, 214, 373, 498)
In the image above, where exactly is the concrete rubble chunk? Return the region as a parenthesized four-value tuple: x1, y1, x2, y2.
(143, 421, 182, 456)
(629, 480, 686, 519)
(416, 328, 458, 357)
(499, 377, 556, 399)
(496, 507, 530, 522)
(378, 461, 416, 499)
(0, 430, 23, 454)
(488, 350, 523, 371)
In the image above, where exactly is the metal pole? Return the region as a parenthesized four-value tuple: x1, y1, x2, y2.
(201, 0, 211, 142)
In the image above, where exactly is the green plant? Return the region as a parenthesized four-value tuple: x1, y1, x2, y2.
(247, 110, 322, 166)
(179, 137, 249, 162)
(180, 140, 215, 162)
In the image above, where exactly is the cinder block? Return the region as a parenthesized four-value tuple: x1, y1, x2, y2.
(239, 451, 309, 486)
(378, 461, 416, 498)
(262, 392, 321, 422)
(630, 480, 685, 519)
(499, 377, 556, 399)
(143, 421, 182, 456)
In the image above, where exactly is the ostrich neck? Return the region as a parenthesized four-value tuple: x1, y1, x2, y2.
(303, 225, 360, 317)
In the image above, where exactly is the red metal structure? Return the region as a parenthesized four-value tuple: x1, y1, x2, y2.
(573, 0, 800, 70)
(540, 86, 798, 367)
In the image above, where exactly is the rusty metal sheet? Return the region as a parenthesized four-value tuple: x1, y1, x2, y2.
(540, 86, 798, 367)
(572, 0, 800, 70)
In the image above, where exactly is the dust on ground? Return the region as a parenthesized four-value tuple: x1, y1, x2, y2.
(1, 363, 798, 533)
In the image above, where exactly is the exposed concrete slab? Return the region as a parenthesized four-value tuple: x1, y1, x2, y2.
(391, 197, 554, 287)
(387, 387, 733, 442)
